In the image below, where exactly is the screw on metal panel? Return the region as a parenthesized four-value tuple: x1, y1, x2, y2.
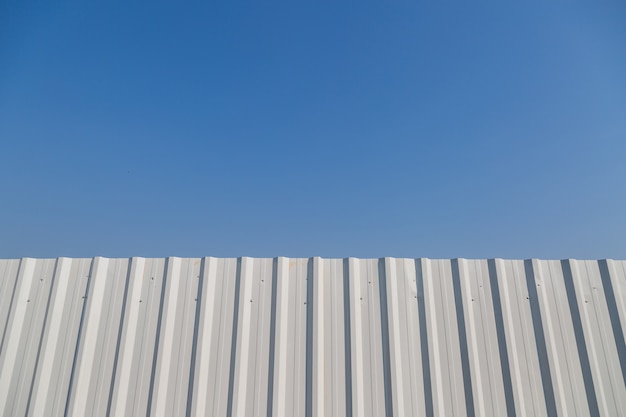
(139, 300, 142, 303)
(27, 299, 30, 302)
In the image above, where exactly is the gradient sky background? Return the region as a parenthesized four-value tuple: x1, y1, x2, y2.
(1, 2, 625, 259)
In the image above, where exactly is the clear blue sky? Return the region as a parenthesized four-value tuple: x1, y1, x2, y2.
(1, 2, 625, 259)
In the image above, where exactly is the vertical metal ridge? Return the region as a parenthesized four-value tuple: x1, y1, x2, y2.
(422, 258, 461, 416)
(0, 257, 23, 356)
(450, 259, 476, 417)
(24, 258, 60, 417)
(312, 257, 325, 417)
(145, 258, 170, 417)
(561, 259, 600, 417)
(487, 259, 516, 417)
(305, 258, 314, 417)
(226, 257, 243, 417)
(64, 257, 96, 417)
(0, 258, 45, 416)
(232, 257, 259, 417)
(154, 257, 198, 417)
(415, 259, 434, 417)
(342, 258, 353, 417)
(460, 260, 495, 417)
(29, 258, 91, 417)
(348, 258, 366, 417)
(189, 257, 223, 417)
(273, 257, 291, 417)
(597, 259, 626, 387)
(385, 258, 406, 416)
(524, 259, 558, 417)
(377, 259, 394, 417)
(105, 258, 134, 417)
(266, 258, 279, 417)
(185, 257, 206, 417)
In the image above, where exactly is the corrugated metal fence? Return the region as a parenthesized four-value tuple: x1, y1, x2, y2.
(0, 257, 625, 416)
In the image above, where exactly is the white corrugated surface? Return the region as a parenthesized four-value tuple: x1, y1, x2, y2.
(0, 257, 625, 417)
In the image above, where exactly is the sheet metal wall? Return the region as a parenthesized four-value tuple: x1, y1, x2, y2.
(0, 257, 624, 417)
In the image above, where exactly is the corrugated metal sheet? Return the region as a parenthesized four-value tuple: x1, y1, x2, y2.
(0, 257, 625, 417)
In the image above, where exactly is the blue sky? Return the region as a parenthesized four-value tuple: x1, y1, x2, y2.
(1, 2, 625, 259)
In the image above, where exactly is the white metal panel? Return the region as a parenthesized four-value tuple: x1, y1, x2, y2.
(532, 259, 589, 417)
(189, 257, 239, 417)
(0, 258, 56, 417)
(457, 259, 508, 417)
(109, 257, 167, 417)
(0, 259, 21, 356)
(29, 257, 91, 417)
(385, 258, 428, 417)
(570, 260, 626, 416)
(0, 257, 624, 417)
